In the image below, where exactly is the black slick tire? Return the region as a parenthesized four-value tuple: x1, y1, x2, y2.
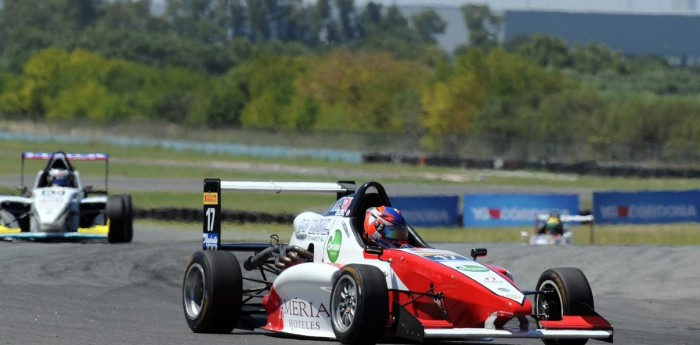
(535, 267, 595, 345)
(330, 264, 388, 344)
(107, 195, 128, 243)
(182, 250, 243, 333)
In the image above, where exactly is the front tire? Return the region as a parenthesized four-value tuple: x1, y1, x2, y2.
(122, 195, 133, 242)
(535, 267, 594, 345)
(330, 264, 388, 344)
(183, 251, 243, 333)
(106, 195, 133, 243)
(0, 209, 20, 230)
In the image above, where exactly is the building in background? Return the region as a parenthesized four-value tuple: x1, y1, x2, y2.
(504, 11, 700, 66)
(145, 0, 700, 64)
(383, 0, 700, 64)
(362, 0, 700, 14)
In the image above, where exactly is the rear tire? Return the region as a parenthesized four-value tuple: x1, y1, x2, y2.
(331, 264, 388, 344)
(106, 195, 133, 243)
(183, 251, 243, 333)
(535, 267, 594, 345)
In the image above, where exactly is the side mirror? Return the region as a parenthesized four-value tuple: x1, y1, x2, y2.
(471, 248, 487, 260)
(365, 245, 384, 256)
(16, 185, 27, 196)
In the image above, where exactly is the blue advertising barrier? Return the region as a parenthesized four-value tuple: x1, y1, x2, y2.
(593, 191, 700, 225)
(391, 196, 460, 228)
(463, 194, 579, 228)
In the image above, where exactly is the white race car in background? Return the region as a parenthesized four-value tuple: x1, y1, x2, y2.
(0, 151, 133, 243)
(521, 213, 595, 246)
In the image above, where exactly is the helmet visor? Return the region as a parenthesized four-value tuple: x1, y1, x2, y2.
(382, 224, 409, 241)
(53, 177, 69, 187)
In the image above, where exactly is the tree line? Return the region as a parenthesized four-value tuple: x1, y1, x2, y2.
(1, 0, 700, 162)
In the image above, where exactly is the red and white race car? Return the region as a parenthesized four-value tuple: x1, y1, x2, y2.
(182, 179, 613, 344)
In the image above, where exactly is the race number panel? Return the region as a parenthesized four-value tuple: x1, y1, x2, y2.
(203, 179, 221, 250)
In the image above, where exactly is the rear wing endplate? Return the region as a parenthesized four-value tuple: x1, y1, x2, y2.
(202, 179, 355, 250)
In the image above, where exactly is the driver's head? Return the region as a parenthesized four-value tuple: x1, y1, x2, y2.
(548, 212, 561, 222)
(364, 206, 409, 242)
(48, 168, 70, 187)
(545, 213, 562, 228)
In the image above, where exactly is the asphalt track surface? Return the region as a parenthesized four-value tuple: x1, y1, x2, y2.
(1, 224, 698, 345)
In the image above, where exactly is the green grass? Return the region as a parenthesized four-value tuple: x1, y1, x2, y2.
(4, 133, 700, 246)
(5, 137, 700, 191)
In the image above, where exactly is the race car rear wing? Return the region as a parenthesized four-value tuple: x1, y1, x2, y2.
(202, 179, 355, 251)
(535, 214, 594, 223)
(21, 151, 109, 191)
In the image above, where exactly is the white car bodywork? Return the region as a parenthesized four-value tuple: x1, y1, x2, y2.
(26, 170, 107, 232)
(0, 152, 130, 242)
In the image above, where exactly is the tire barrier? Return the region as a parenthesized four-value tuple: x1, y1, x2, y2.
(134, 208, 295, 224)
(363, 153, 700, 178)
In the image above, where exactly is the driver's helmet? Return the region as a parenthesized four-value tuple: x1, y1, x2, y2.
(364, 206, 409, 242)
(544, 213, 563, 231)
(48, 168, 71, 187)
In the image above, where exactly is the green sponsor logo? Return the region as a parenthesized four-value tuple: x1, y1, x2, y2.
(327, 229, 342, 262)
(456, 265, 489, 273)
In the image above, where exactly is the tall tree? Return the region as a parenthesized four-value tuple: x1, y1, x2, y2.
(571, 41, 628, 75)
(270, 0, 307, 42)
(380, 5, 408, 32)
(165, 0, 212, 20)
(411, 9, 446, 44)
(336, 0, 358, 43)
(359, 1, 382, 37)
(312, 0, 337, 44)
(296, 50, 428, 133)
(247, 0, 270, 42)
(229, 0, 248, 37)
(461, 4, 502, 50)
(164, 0, 228, 43)
(68, 0, 103, 28)
(361, 5, 426, 59)
(421, 49, 487, 151)
(0, 0, 98, 71)
(514, 34, 572, 68)
(98, 1, 152, 31)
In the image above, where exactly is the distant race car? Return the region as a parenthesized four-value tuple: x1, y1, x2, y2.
(0, 151, 133, 243)
(522, 213, 595, 246)
(182, 179, 612, 345)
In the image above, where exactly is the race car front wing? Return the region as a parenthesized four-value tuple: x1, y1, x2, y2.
(393, 303, 613, 343)
(423, 327, 613, 342)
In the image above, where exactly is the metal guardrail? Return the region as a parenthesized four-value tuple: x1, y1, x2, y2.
(0, 132, 363, 163)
